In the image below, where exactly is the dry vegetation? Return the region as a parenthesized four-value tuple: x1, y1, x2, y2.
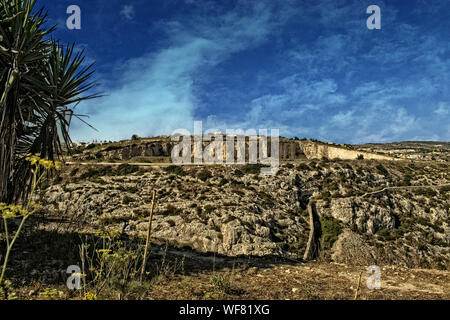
(1, 139, 449, 300)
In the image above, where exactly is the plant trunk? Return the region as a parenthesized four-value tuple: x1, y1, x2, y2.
(0, 102, 16, 203)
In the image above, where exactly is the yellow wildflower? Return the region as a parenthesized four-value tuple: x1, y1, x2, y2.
(0, 203, 31, 219)
(96, 249, 112, 254)
(25, 154, 62, 170)
(83, 292, 98, 300)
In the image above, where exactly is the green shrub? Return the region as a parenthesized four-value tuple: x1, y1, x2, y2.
(400, 173, 413, 186)
(122, 195, 134, 205)
(163, 165, 185, 176)
(103, 145, 122, 152)
(240, 163, 270, 175)
(218, 178, 228, 187)
(80, 166, 114, 179)
(414, 188, 437, 198)
(328, 182, 339, 191)
(376, 164, 389, 176)
(233, 169, 244, 177)
(210, 274, 232, 295)
(376, 228, 397, 241)
(116, 164, 139, 175)
(163, 205, 182, 216)
(319, 216, 342, 250)
(117, 185, 138, 193)
(296, 163, 309, 171)
(223, 216, 237, 224)
(232, 189, 245, 197)
(439, 185, 450, 194)
(197, 170, 212, 182)
(320, 191, 331, 201)
(204, 205, 216, 214)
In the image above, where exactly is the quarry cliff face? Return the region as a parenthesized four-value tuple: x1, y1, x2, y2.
(73, 139, 397, 162)
(298, 141, 396, 161)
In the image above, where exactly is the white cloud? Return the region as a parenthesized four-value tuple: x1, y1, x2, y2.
(120, 5, 135, 21)
(434, 102, 449, 117)
(71, 1, 294, 142)
(70, 0, 450, 144)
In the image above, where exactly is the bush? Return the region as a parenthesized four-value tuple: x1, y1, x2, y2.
(240, 163, 270, 175)
(80, 166, 114, 179)
(122, 195, 134, 205)
(376, 228, 397, 241)
(70, 168, 79, 177)
(163, 165, 185, 176)
(376, 164, 389, 176)
(163, 205, 182, 216)
(357, 154, 364, 160)
(116, 164, 140, 175)
(296, 163, 309, 171)
(328, 182, 339, 191)
(399, 173, 413, 186)
(197, 170, 212, 182)
(440, 185, 450, 194)
(218, 178, 228, 187)
(414, 188, 437, 198)
(204, 205, 216, 214)
(233, 169, 244, 177)
(78, 234, 155, 300)
(210, 274, 233, 295)
(103, 145, 122, 152)
(320, 216, 342, 250)
(320, 191, 331, 201)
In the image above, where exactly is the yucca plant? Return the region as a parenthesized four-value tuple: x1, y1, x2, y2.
(0, 0, 100, 203)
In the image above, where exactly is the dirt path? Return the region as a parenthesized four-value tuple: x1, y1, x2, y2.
(64, 161, 211, 167)
(149, 260, 450, 300)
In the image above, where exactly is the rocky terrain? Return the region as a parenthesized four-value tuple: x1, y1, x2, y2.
(2, 139, 449, 300)
(43, 157, 449, 270)
(354, 141, 450, 162)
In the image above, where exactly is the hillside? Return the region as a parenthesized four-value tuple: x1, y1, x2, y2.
(3, 139, 449, 300)
(354, 141, 450, 162)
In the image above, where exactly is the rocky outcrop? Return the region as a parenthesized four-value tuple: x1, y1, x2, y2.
(75, 139, 400, 163)
(299, 141, 396, 161)
(315, 198, 397, 234)
(43, 160, 449, 268)
(331, 229, 377, 265)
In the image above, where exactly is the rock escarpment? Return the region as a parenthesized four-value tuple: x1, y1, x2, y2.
(43, 160, 449, 269)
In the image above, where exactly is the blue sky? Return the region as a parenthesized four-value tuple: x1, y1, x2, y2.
(39, 0, 450, 143)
